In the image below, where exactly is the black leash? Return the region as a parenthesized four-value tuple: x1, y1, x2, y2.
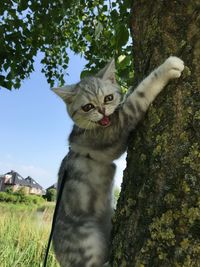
(43, 170, 67, 267)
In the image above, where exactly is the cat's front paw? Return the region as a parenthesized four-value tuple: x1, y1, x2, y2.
(162, 56, 184, 80)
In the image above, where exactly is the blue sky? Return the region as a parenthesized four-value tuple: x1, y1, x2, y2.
(0, 51, 126, 189)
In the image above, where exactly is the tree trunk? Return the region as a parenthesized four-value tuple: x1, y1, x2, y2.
(110, 1, 200, 267)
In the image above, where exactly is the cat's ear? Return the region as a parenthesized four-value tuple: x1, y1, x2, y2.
(96, 59, 116, 83)
(52, 85, 76, 104)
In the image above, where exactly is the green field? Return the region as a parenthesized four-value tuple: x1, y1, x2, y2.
(0, 203, 59, 267)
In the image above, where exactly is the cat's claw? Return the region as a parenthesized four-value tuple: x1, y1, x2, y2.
(162, 56, 184, 80)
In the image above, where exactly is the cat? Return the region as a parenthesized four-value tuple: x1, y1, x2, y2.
(52, 56, 184, 267)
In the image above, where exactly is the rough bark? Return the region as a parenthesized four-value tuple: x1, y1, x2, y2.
(111, 1, 200, 267)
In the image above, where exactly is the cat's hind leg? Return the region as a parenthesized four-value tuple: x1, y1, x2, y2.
(53, 220, 107, 267)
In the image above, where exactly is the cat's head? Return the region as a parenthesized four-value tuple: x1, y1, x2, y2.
(52, 60, 122, 129)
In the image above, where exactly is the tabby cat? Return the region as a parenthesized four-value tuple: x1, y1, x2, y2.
(52, 56, 184, 267)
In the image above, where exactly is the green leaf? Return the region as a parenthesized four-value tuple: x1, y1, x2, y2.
(95, 21, 103, 40)
(85, 34, 92, 42)
(80, 70, 92, 79)
(118, 55, 131, 69)
(18, 0, 29, 12)
(3, 61, 10, 71)
(111, 9, 118, 21)
(116, 25, 130, 48)
(102, 5, 108, 12)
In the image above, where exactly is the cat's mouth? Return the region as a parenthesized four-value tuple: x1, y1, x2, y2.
(98, 115, 111, 127)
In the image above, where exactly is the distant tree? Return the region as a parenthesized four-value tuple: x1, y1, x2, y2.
(4, 186, 13, 193)
(45, 188, 57, 202)
(1, 0, 132, 90)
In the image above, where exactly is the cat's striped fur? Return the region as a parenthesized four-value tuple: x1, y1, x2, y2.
(52, 57, 184, 267)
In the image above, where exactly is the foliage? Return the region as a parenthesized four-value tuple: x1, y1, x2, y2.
(0, 0, 72, 90)
(17, 186, 27, 195)
(4, 186, 13, 193)
(0, 205, 58, 266)
(44, 188, 57, 202)
(0, 191, 45, 205)
(0, 0, 133, 90)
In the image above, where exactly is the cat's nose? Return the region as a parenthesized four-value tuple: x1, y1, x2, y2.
(98, 107, 105, 115)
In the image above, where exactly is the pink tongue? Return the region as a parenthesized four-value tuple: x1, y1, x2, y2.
(99, 116, 110, 126)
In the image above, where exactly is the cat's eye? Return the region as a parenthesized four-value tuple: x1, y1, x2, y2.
(104, 94, 114, 103)
(82, 103, 95, 112)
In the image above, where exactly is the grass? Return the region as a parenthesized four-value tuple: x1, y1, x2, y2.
(0, 202, 59, 267)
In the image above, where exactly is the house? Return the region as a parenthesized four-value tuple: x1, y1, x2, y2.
(25, 176, 45, 195)
(0, 170, 45, 195)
